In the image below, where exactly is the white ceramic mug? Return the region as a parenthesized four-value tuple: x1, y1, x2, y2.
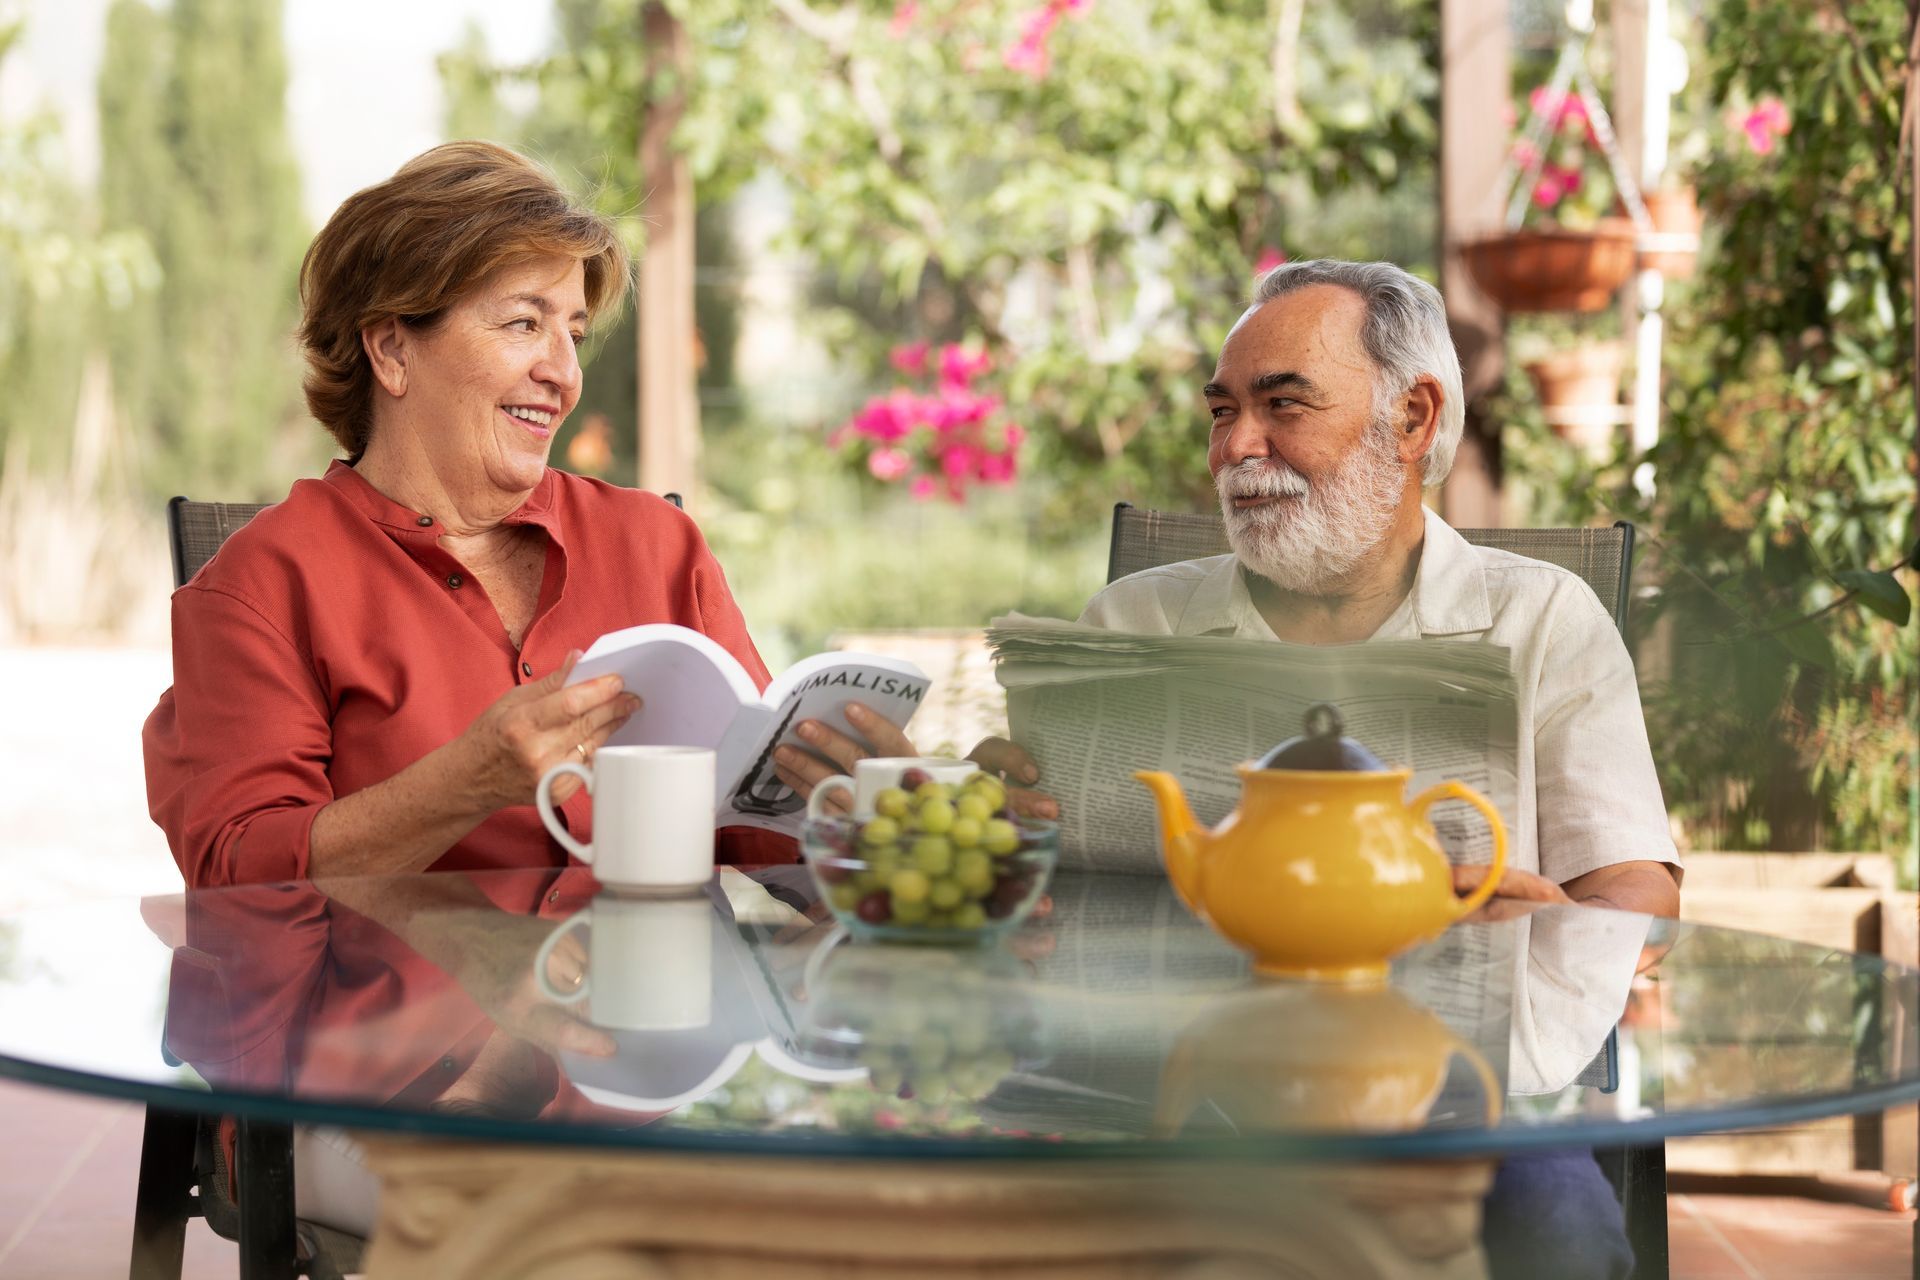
(535, 895, 714, 1031)
(803, 755, 980, 821)
(537, 745, 715, 891)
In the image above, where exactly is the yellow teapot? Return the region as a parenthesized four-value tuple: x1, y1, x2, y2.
(1154, 983, 1502, 1136)
(1134, 704, 1507, 983)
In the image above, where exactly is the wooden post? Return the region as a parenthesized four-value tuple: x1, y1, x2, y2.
(636, 2, 700, 498)
(1438, 0, 1510, 527)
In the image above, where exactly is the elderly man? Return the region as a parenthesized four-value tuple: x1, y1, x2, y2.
(978, 259, 1680, 1280)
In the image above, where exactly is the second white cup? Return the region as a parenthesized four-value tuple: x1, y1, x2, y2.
(535, 895, 714, 1031)
(537, 745, 715, 891)
(804, 755, 980, 821)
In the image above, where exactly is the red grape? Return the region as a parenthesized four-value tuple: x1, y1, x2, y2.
(900, 768, 931, 791)
(856, 890, 893, 925)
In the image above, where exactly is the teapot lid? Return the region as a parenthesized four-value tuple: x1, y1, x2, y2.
(1254, 703, 1388, 772)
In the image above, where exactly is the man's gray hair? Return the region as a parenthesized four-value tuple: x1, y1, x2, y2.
(1250, 260, 1465, 487)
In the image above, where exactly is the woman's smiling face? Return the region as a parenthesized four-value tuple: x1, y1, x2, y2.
(401, 255, 588, 496)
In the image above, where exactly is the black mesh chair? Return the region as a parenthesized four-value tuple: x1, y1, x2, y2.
(1104, 502, 1667, 1280)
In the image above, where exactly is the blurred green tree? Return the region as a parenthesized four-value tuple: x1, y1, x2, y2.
(441, 0, 1438, 524)
(98, 0, 311, 500)
(0, 14, 154, 473)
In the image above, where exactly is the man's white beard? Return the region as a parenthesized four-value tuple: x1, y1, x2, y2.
(1216, 429, 1405, 596)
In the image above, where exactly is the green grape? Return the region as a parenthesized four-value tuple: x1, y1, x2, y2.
(949, 816, 983, 849)
(860, 815, 901, 846)
(977, 1047, 1015, 1077)
(829, 882, 864, 913)
(954, 850, 993, 896)
(966, 777, 1007, 812)
(874, 787, 911, 819)
(851, 870, 882, 894)
(889, 867, 931, 904)
(954, 793, 994, 824)
(868, 1063, 904, 1093)
(868, 852, 903, 883)
(891, 897, 931, 925)
(927, 911, 956, 928)
(910, 835, 954, 876)
(913, 781, 953, 806)
(952, 902, 988, 930)
(982, 818, 1020, 856)
(929, 879, 964, 910)
(916, 797, 956, 834)
(911, 1030, 950, 1068)
(949, 1013, 991, 1055)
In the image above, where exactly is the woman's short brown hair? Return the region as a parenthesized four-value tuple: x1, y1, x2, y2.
(298, 141, 631, 459)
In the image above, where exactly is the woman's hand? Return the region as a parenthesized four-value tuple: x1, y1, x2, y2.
(771, 703, 918, 808)
(451, 652, 641, 814)
(966, 737, 1060, 821)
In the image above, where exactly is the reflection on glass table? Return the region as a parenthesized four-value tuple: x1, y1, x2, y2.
(0, 866, 1914, 1278)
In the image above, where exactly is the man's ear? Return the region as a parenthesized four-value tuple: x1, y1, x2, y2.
(362, 318, 410, 399)
(1397, 376, 1443, 467)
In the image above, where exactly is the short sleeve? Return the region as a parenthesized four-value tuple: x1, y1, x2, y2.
(143, 585, 335, 888)
(1531, 592, 1680, 883)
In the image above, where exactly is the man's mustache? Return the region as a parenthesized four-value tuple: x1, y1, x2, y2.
(1218, 461, 1310, 500)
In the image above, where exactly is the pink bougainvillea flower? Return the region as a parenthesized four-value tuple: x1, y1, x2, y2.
(1253, 247, 1288, 275)
(1531, 173, 1566, 209)
(867, 447, 912, 482)
(1510, 139, 1540, 169)
(1002, 422, 1026, 449)
(1002, 0, 1091, 80)
(1003, 31, 1050, 78)
(1550, 162, 1582, 195)
(939, 444, 981, 479)
(1739, 96, 1791, 155)
(849, 388, 926, 443)
(887, 1, 919, 39)
(977, 451, 1017, 484)
(938, 343, 993, 388)
(889, 340, 929, 376)
(909, 475, 939, 502)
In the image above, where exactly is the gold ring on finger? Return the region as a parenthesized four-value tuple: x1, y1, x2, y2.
(574, 742, 590, 762)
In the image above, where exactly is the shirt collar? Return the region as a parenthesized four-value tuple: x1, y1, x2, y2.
(324, 459, 560, 535)
(1206, 505, 1492, 640)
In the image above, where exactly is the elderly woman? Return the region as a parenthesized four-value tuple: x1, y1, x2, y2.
(144, 141, 911, 891)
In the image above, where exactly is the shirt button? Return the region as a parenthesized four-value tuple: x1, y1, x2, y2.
(447, 573, 463, 589)
(416, 515, 433, 527)
(521, 661, 534, 677)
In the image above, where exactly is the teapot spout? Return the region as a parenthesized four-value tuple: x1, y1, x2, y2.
(1133, 771, 1206, 912)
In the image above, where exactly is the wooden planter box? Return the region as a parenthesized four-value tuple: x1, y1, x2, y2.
(1668, 852, 1917, 1182)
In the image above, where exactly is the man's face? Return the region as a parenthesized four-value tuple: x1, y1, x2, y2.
(1204, 285, 1409, 594)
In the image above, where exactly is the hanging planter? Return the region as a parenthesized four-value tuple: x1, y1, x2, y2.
(1461, 219, 1639, 313)
(1523, 340, 1626, 453)
(1637, 186, 1702, 279)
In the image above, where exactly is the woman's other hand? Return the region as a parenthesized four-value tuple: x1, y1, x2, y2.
(772, 703, 916, 807)
(453, 652, 642, 813)
(966, 737, 1059, 821)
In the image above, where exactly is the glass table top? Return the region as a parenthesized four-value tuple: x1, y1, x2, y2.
(0, 865, 1914, 1160)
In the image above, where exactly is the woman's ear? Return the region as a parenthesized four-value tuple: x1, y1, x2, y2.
(362, 318, 410, 398)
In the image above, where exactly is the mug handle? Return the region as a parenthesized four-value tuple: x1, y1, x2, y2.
(1410, 780, 1509, 920)
(534, 913, 591, 1004)
(1450, 1042, 1506, 1127)
(536, 761, 594, 862)
(805, 774, 856, 821)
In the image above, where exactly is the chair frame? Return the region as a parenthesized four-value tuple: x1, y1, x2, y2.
(1104, 501, 1667, 1280)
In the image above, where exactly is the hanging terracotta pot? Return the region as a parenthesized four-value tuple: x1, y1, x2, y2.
(1637, 186, 1702, 280)
(1523, 341, 1626, 454)
(1459, 219, 1638, 313)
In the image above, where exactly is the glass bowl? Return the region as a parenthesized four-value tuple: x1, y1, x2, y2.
(800, 796, 1057, 945)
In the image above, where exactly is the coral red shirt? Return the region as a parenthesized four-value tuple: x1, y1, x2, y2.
(144, 461, 793, 890)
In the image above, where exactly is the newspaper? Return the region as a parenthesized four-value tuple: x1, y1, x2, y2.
(989, 615, 1520, 876)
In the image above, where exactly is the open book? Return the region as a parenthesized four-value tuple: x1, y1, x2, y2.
(567, 625, 930, 835)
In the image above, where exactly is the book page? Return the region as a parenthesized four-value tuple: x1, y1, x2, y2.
(574, 624, 760, 758)
(716, 653, 933, 835)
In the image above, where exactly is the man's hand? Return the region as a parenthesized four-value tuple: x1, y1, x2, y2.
(771, 703, 918, 809)
(1561, 860, 1681, 918)
(1452, 864, 1571, 923)
(966, 737, 1060, 821)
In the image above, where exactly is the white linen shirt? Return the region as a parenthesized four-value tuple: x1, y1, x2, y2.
(1079, 507, 1680, 886)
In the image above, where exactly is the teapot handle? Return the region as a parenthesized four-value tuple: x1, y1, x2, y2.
(1450, 1041, 1506, 1127)
(1410, 781, 1509, 920)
